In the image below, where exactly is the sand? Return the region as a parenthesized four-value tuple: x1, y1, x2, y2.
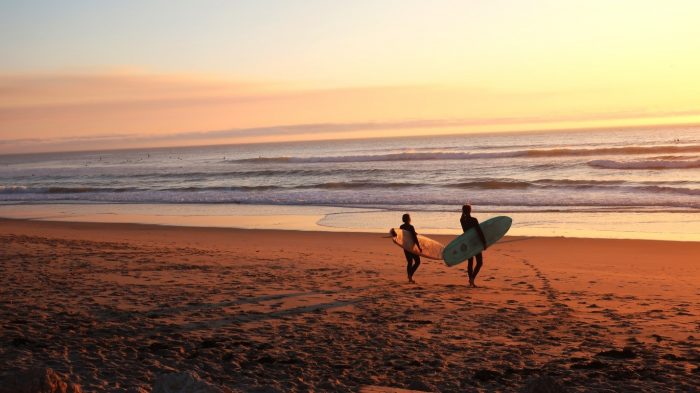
(1, 218, 698, 392)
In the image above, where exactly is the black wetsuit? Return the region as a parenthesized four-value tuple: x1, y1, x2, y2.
(400, 223, 421, 279)
(460, 214, 487, 281)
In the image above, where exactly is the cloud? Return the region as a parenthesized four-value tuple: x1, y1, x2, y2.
(3, 110, 700, 154)
(0, 71, 269, 107)
(0, 71, 451, 142)
(2, 71, 700, 153)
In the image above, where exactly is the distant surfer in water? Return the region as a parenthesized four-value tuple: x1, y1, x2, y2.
(400, 213, 422, 283)
(460, 204, 487, 287)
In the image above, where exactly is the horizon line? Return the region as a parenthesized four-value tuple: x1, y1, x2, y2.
(1, 121, 697, 157)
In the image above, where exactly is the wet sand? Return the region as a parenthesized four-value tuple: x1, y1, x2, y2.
(1, 218, 698, 392)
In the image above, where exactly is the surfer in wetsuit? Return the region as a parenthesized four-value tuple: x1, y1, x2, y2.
(460, 204, 487, 287)
(400, 213, 422, 284)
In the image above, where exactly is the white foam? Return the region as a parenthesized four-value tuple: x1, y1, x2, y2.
(237, 144, 700, 164)
(589, 159, 700, 170)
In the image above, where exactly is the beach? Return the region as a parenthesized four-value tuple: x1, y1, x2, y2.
(4, 2, 700, 392)
(1, 218, 698, 392)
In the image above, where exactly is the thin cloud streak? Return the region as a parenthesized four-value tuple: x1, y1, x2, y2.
(3, 110, 700, 154)
(3, 72, 700, 154)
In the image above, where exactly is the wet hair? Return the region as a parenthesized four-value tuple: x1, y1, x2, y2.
(462, 204, 472, 214)
(402, 213, 411, 223)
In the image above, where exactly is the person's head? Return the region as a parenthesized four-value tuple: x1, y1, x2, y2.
(462, 204, 472, 215)
(402, 213, 411, 224)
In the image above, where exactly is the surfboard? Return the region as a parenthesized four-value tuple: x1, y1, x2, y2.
(442, 216, 512, 266)
(389, 228, 445, 260)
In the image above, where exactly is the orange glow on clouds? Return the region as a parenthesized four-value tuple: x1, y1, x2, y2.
(3, 1, 700, 152)
(2, 70, 700, 153)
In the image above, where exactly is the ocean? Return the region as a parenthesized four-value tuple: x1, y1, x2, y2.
(1, 127, 699, 240)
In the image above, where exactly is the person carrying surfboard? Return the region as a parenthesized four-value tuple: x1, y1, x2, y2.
(460, 204, 487, 287)
(400, 213, 422, 283)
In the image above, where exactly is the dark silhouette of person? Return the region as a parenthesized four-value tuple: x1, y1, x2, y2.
(460, 204, 487, 287)
(400, 213, 422, 283)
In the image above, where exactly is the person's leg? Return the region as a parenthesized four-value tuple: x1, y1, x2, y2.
(404, 250, 413, 281)
(471, 253, 484, 286)
(467, 256, 475, 286)
(410, 255, 421, 280)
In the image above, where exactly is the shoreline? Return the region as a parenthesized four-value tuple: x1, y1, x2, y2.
(1, 202, 699, 242)
(1, 217, 699, 391)
(1, 216, 700, 245)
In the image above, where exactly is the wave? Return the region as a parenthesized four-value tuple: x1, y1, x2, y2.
(3, 178, 698, 196)
(3, 181, 699, 202)
(443, 179, 699, 195)
(127, 168, 405, 179)
(636, 185, 700, 196)
(297, 181, 415, 190)
(535, 179, 626, 186)
(0, 186, 141, 194)
(589, 159, 700, 170)
(0, 180, 617, 194)
(446, 180, 532, 189)
(185, 182, 419, 191)
(1, 189, 697, 210)
(0, 181, 421, 194)
(234, 152, 487, 163)
(446, 179, 628, 190)
(234, 144, 700, 164)
(1, 168, 414, 182)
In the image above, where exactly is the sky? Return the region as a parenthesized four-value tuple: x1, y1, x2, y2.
(2, 0, 700, 153)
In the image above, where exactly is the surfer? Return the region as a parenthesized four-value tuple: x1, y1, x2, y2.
(460, 204, 487, 287)
(400, 213, 422, 283)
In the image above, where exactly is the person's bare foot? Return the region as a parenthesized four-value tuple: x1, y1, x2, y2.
(469, 278, 475, 287)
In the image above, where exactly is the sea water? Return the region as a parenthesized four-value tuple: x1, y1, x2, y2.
(1, 127, 699, 240)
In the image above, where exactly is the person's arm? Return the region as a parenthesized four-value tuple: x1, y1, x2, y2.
(411, 226, 422, 251)
(475, 219, 488, 249)
(460, 215, 468, 232)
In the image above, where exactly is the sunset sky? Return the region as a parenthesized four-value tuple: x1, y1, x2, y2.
(2, 0, 700, 153)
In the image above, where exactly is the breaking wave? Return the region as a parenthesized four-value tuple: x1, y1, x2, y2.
(235, 144, 700, 164)
(589, 159, 700, 170)
(2, 179, 698, 197)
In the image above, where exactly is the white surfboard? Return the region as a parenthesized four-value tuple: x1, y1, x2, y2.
(390, 228, 444, 260)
